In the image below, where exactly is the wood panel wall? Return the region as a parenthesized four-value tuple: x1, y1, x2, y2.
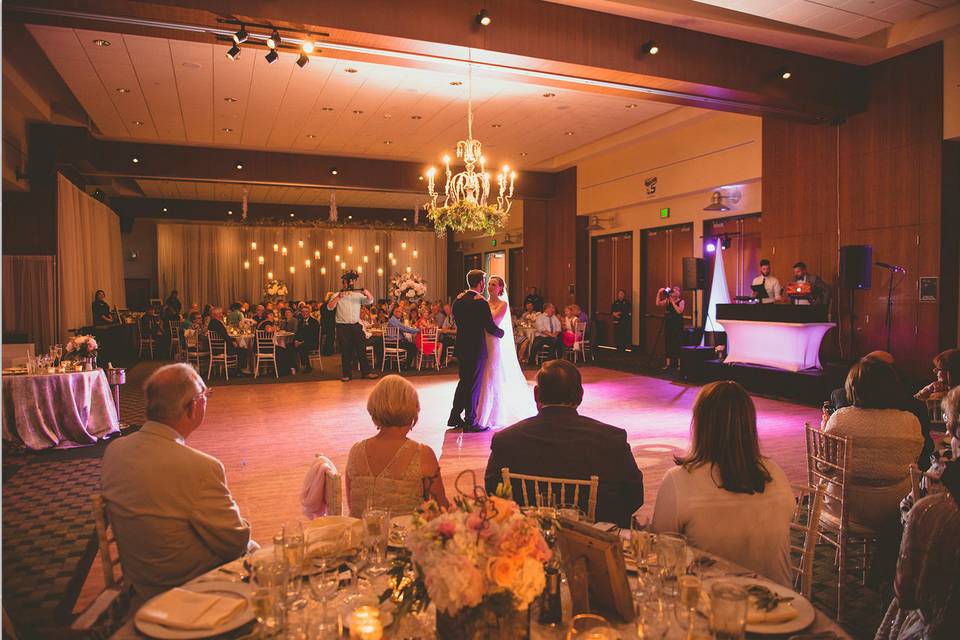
(762, 44, 953, 380)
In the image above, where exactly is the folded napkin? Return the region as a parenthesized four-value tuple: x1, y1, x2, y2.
(747, 599, 798, 625)
(301, 455, 338, 519)
(304, 516, 364, 557)
(136, 587, 246, 630)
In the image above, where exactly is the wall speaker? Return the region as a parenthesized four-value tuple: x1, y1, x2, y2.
(682, 257, 706, 290)
(840, 245, 872, 289)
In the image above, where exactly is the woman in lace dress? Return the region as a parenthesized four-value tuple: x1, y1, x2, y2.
(345, 375, 448, 517)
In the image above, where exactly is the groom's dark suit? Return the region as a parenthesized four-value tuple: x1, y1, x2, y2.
(449, 289, 505, 430)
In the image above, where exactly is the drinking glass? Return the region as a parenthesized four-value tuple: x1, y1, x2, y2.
(656, 533, 687, 597)
(630, 515, 655, 573)
(281, 521, 307, 609)
(634, 598, 671, 640)
(676, 574, 702, 636)
(362, 508, 390, 577)
(250, 559, 286, 632)
(566, 613, 615, 639)
(709, 582, 748, 640)
(307, 558, 340, 634)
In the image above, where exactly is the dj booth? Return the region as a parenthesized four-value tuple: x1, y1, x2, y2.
(715, 304, 834, 372)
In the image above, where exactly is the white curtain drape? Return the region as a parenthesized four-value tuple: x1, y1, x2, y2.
(3, 255, 56, 350)
(156, 223, 447, 308)
(57, 174, 126, 340)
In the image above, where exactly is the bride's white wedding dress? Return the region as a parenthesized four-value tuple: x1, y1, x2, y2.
(476, 294, 537, 429)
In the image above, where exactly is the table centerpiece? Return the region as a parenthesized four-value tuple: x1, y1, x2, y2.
(390, 273, 427, 304)
(64, 334, 99, 370)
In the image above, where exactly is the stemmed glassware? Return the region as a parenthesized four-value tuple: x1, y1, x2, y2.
(249, 558, 286, 637)
(278, 521, 307, 611)
(307, 555, 340, 637)
(362, 508, 390, 577)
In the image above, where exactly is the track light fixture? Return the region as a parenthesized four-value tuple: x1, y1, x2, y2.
(296, 52, 309, 68)
(476, 9, 491, 26)
(266, 29, 281, 49)
(232, 24, 248, 44)
(642, 41, 659, 55)
(226, 44, 241, 60)
(265, 49, 279, 64)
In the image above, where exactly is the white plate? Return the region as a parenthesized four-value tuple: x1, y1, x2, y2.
(135, 581, 254, 639)
(703, 576, 815, 635)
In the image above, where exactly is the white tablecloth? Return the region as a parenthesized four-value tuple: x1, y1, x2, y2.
(721, 320, 835, 371)
(2, 369, 119, 449)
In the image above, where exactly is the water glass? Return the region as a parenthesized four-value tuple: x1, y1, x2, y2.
(676, 574, 702, 632)
(566, 613, 615, 639)
(280, 521, 307, 608)
(709, 582, 748, 640)
(634, 598, 671, 640)
(656, 533, 687, 596)
(362, 508, 390, 576)
(250, 559, 286, 631)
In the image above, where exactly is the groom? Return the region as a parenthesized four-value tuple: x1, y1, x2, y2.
(448, 269, 505, 433)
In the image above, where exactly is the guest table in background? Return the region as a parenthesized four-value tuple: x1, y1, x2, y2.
(2, 369, 119, 449)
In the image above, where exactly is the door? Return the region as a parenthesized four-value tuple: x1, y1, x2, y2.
(508, 248, 524, 313)
(484, 251, 506, 282)
(641, 224, 693, 356)
(591, 232, 633, 346)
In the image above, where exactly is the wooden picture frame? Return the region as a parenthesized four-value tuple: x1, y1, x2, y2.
(556, 517, 634, 623)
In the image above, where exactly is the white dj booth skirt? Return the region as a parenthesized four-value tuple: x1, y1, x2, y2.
(719, 320, 835, 372)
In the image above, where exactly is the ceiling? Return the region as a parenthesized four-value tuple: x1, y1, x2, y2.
(25, 24, 680, 171)
(136, 180, 428, 210)
(693, 0, 955, 38)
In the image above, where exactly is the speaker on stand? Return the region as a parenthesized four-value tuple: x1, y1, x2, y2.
(839, 245, 872, 360)
(682, 257, 706, 346)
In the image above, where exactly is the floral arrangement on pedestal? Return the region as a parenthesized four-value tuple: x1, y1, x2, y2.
(391, 273, 427, 303)
(65, 335, 99, 360)
(263, 279, 289, 302)
(382, 476, 551, 640)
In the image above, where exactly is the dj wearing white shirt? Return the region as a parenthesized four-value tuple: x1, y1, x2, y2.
(751, 259, 783, 304)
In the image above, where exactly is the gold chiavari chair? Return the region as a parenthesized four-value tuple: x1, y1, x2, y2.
(501, 467, 599, 523)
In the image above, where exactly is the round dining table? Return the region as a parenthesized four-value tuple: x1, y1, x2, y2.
(2, 369, 120, 450)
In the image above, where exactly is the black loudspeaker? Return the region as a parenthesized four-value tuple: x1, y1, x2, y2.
(682, 257, 706, 290)
(840, 245, 873, 289)
(120, 216, 135, 233)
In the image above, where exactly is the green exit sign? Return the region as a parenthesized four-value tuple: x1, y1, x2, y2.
(491, 239, 498, 247)
(660, 207, 670, 219)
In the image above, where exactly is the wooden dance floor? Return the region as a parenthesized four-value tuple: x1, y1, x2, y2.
(188, 367, 821, 538)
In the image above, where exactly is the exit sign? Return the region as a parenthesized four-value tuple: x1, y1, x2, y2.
(491, 239, 498, 247)
(660, 207, 670, 219)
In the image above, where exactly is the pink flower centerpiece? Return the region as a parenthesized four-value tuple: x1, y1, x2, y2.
(65, 335, 99, 359)
(400, 480, 552, 639)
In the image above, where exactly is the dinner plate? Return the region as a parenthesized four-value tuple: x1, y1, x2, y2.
(135, 581, 253, 639)
(702, 576, 815, 635)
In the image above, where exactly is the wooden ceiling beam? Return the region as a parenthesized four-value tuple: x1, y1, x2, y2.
(6, 0, 868, 122)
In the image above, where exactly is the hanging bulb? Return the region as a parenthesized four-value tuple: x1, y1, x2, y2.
(305, 259, 311, 268)
(267, 271, 274, 279)
(281, 246, 288, 256)
(357, 266, 363, 274)
(377, 267, 383, 276)
(340, 261, 347, 269)
(347, 244, 353, 254)
(258, 256, 265, 265)
(251, 241, 257, 250)
(327, 240, 334, 249)
(401, 241, 407, 250)
(412, 250, 418, 258)
(335, 254, 340, 262)
(363, 255, 369, 263)
(298, 240, 304, 248)
(273, 243, 279, 252)
(314, 250, 321, 259)
(290, 265, 296, 274)
(320, 266, 327, 275)
(374, 245, 380, 253)
(243, 260, 250, 269)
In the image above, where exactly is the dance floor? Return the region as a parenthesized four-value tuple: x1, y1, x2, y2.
(187, 366, 822, 538)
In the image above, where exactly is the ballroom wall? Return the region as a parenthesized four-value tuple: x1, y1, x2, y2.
(762, 43, 954, 380)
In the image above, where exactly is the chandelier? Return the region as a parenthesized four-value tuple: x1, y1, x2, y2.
(425, 64, 515, 237)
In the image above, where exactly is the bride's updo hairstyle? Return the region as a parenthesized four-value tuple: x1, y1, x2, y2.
(489, 276, 505, 296)
(366, 374, 420, 430)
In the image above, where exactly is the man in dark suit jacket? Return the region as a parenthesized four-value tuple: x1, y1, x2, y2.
(448, 269, 505, 433)
(484, 360, 644, 527)
(293, 306, 321, 372)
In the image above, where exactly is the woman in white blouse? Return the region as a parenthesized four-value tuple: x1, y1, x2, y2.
(652, 381, 795, 586)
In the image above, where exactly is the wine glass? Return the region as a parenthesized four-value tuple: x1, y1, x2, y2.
(362, 508, 390, 577)
(656, 533, 687, 597)
(307, 559, 340, 636)
(280, 521, 307, 610)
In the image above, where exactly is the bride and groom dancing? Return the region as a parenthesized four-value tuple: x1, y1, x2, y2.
(447, 269, 537, 433)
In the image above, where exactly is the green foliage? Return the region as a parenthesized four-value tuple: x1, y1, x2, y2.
(426, 200, 508, 238)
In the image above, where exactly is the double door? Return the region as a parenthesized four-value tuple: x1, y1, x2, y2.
(591, 233, 633, 346)
(641, 224, 693, 356)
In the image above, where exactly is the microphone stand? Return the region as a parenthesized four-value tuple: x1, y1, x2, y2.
(878, 264, 901, 353)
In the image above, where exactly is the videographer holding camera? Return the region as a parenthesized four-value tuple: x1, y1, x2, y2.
(326, 270, 378, 382)
(655, 285, 685, 371)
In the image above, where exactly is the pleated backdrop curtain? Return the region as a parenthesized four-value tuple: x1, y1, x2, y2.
(3, 255, 56, 349)
(57, 174, 126, 341)
(156, 223, 447, 308)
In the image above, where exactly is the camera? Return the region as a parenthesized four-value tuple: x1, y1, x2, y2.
(661, 287, 674, 297)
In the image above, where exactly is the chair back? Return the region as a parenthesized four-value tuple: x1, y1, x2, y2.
(789, 483, 825, 599)
(256, 330, 276, 355)
(207, 333, 227, 355)
(420, 327, 438, 347)
(804, 423, 851, 529)
(384, 324, 402, 344)
(501, 467, 599, 523)
(92, 495, 123, 589)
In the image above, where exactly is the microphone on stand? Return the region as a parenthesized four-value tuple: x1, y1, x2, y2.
(875, 261, 906, 273)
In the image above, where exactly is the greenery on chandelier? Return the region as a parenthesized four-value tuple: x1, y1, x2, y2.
(427, 199, 508, 238)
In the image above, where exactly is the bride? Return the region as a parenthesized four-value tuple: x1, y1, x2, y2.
(476, 276, 538, 429)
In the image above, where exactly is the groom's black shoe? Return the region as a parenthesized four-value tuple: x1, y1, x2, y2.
(462, 424, 490, 433)
(446, 419, 464, 431)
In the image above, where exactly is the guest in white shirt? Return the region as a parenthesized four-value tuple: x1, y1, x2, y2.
(652, 380, 795, 586)
(101, 364, 254, 601)
(529, 303, 562, 364)
(751, 259, 783, 303)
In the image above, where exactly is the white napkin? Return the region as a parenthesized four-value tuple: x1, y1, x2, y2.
(136, 587, 246, 630)
(747, 598, 798, 624)
(304, 516, 364, 557)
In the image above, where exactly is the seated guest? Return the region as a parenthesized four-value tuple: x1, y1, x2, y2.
(875, 460, 960, 640)
(253, 304, 266, 323)
(484, 360, 643, 527)
(293, 306, 321, 373)
(521, 302, 540, 325)
(652, 381, 794, 586)
(560, 305, 578, 350)
(92, 289, 114, 325)
(139, 305, 164, 343)
(282, 307, 299, 334)
(387, 305, 419, 368)
(257, 311, 277, 332)
(823, 359, 923, 529)
(179, 311, 201, 348)
(571, 303, 588, 325)
(101, 364, 254, 600)
(915, 348, 960, 400)
(209, 307, 248, 374)
(415, 307, 438, 359)
(226, 302, 244, 326)
(201, 304, 213, 323)
(529, 303, 562, 364)
(345, 375, 448, 516)
(432, 301, 446, 329)
(829, 351, 935, 470)
(900, 386, 960, 524)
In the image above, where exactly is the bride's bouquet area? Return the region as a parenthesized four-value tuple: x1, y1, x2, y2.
(391, 273, 427, 303)
(385, 478, 551, 639)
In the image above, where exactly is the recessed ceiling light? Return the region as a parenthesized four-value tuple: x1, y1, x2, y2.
(519, 152, 528, 157)
(133, 120, 144, 126)
(181, 61, 201, 69)
(449, 81, 462, 86)
(235, 162, 244, 170)
(116, 88, 131, 94)
(290, 212, 295, 218)
(93, 39, 111, 47)
(383, 113, 392, 119)
(411, 115, 422, 120)
(383, 140, 393, 145)
(626, 103, 639, 109)
(353, 110, 364, 115)
(162, 205, 168, 212)
(402, 217, 407, 222)
(321, 106, 334, 111)
(345, 67, 358, 73)
(564, 131, 575, 136)
(418, 175, 424, 181)
(222, 127, 233, 133)
(542, 92, 556, 98)
(347, 215, 353, 220)
(642, 41, 659, 55)
(330, 167, 339, 175)
(307, 134, 317, 139)
(131, 156, 140, 164)
(491, 123, 502, 128)
(780, 68, 792, 80)
(223, 97, 238, 103)
(476, 9, 492, 26)
(228, 210, 233, 215)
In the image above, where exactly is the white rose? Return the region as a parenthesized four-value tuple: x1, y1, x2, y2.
(406, 290, 415, 297)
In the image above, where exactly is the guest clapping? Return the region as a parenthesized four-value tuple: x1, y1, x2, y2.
(345, 375, 448, 516)
(652, 381, 795, 586)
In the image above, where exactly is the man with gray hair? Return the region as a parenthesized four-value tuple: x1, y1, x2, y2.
(101, 364, 253, 600)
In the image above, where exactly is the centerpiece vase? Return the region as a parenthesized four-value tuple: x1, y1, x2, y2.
(436, 603, 529, 640)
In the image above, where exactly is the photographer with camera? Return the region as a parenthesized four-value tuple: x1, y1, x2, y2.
(656, 285, 685, 371)
(326, 271, 378, 382)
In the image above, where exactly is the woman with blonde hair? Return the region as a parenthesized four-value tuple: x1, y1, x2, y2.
(652, 381, 794, 585)
(344, 375, 448, 516)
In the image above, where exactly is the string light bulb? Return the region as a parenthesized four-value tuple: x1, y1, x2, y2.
(290, 265, 295, 274)
(258, 256, 264, 265)
(314, 250, 321, 259)
(377, 267, 383, 276)
(267, 271, 273, 279)
(273, 243, 279, 252)
(250, 241, 257, 250)
(243, 260, 249, 269)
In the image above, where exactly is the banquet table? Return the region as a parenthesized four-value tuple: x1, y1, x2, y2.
(2, 369, 119, 450)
